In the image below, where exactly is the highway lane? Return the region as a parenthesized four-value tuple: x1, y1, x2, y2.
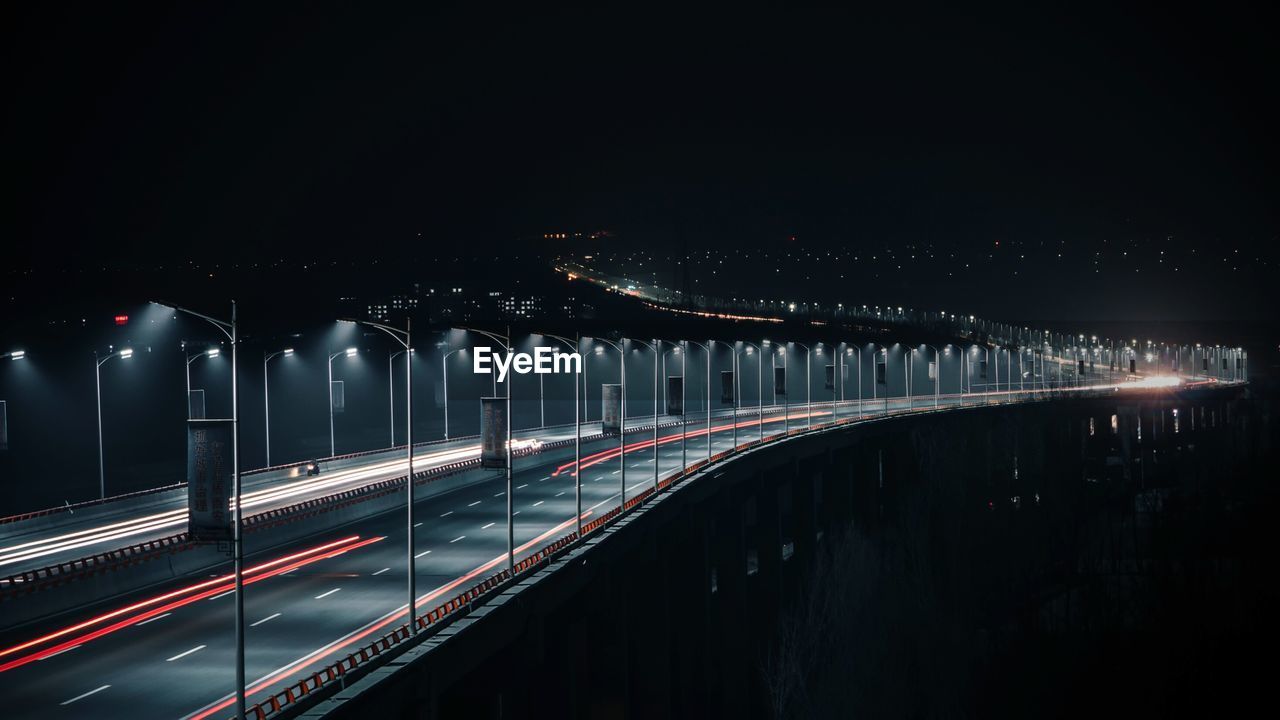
(0, 412, 739, 576)
(0, 379, 1210, 718)
(0, 403, 791, 718)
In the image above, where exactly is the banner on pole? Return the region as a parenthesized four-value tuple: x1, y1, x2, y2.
(187, 419, 234, 542)
(824, 364, 835, 390)
(480, 397, 507, 468)
(721, 370, 735, 404)
(601, 384, 623, 432)
(774, 366, 787, 397)
(188, 389, 206, 420)
(666, 377, 684, 416)
(0, 400, 8, 452)
(331, 380, 345, 413)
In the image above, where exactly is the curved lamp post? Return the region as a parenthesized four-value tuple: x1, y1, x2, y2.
(151, 299, 242, 720)
(94, 347, 134, 498)
(327, 347, 358, 457)
(459, 326, 514, 571)
(262, 347, 293, 466)
(185, 346, 220, 419)
(343, 317, 417, 633)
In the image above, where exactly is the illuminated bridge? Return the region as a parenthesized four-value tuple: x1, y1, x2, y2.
(0, 333, 1245, 719)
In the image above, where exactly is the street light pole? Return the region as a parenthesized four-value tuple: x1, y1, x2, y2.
(185, 347, 219, 419)
(263, 348, 293, 466)
(740, 342, 764, 442)
(591, 338, 626, 507)
(780, 344, 789, 433)
(344, 318, 416, 632)
(540, 333, 582, 532)
(152, 299, 243, 720)
(627, 339, 662, 492)
(460, 326, 513, 570)
(685, 340, 712, 463)
(389, 349, 409, 447)
(327, 347, 357, 457)
(924, 345, 940, 408)
(94, 347, 134, 499)
(440, 346, 461, 439)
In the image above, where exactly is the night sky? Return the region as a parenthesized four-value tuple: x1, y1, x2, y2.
(5, 4, 1276, 324)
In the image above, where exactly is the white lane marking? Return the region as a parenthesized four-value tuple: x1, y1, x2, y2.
(516, 484, 528, 489)
(135, 612, 170, 626)
(440, 511, 453, 517)
(481, 522, 495, 529)
(450, 536, 466, 543)
(611, 469, 620, 475)
(166, 645, 206, 662)
(467, 501, 481, 507)
(539, 476, 550, 481)
(532, 500, 544, 507)
(593, 476, 602, 482)
(40, 645, 81, 660)
(251, 613, 282, 627)
(646, 458, 654, 463)
(555, 491, 565, 497)
(413, 522, 423, 528)
(494, 492, 505, 497)
(372, 567, 390, 576)
(589, 494, 620, 511)
(208, 589, 236, 601)
(315, 588, 341, 600)
(415, 550, 431, 558)
(512, 511, 521, 516)
(61, 685, 110, 705)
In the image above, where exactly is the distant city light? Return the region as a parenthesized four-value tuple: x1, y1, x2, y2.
(114, 314, 129, 326)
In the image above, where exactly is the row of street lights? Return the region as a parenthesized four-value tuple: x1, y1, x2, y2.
(4, 316, 1249, 720)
